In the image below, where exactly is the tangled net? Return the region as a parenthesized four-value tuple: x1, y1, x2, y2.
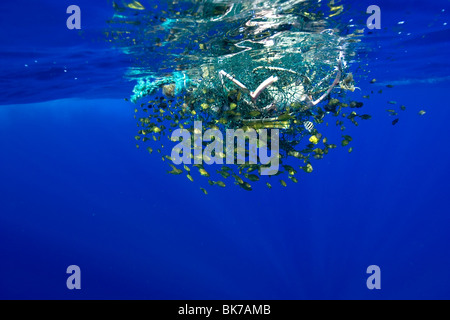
(109, 0, 370, 191)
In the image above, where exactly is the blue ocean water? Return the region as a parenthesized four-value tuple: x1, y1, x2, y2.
(0, 0, 449, 299)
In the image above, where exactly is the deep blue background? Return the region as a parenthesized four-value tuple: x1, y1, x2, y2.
(0, 0, 449, 299)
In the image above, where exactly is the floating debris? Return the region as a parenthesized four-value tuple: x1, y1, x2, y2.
(418, 110, 426, 116)
(392, 118, 399, 125)
(162, 84, 176, 97)
(120, 8, 372, 191)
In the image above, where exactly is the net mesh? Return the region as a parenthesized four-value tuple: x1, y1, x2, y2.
(132, 29, 349, 134)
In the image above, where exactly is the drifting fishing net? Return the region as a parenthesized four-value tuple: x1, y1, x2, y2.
(108, 0, 369, 191)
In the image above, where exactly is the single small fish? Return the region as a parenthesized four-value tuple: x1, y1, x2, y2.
(218, 170, 230, 179)
(232, 174, 244, 185)
(238, 182, 252, 191)
(245, 174, 260, 182)
(313, 148, 323, 155)
(168, 164, 183, 175)
(304, 121, 314, 132)
(342, 135, 353, 141)
(199, 168, 210, 177)
(282, 165, 297, 176)
(215, 181, 226, 188)
(288, 176, 298, 183)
